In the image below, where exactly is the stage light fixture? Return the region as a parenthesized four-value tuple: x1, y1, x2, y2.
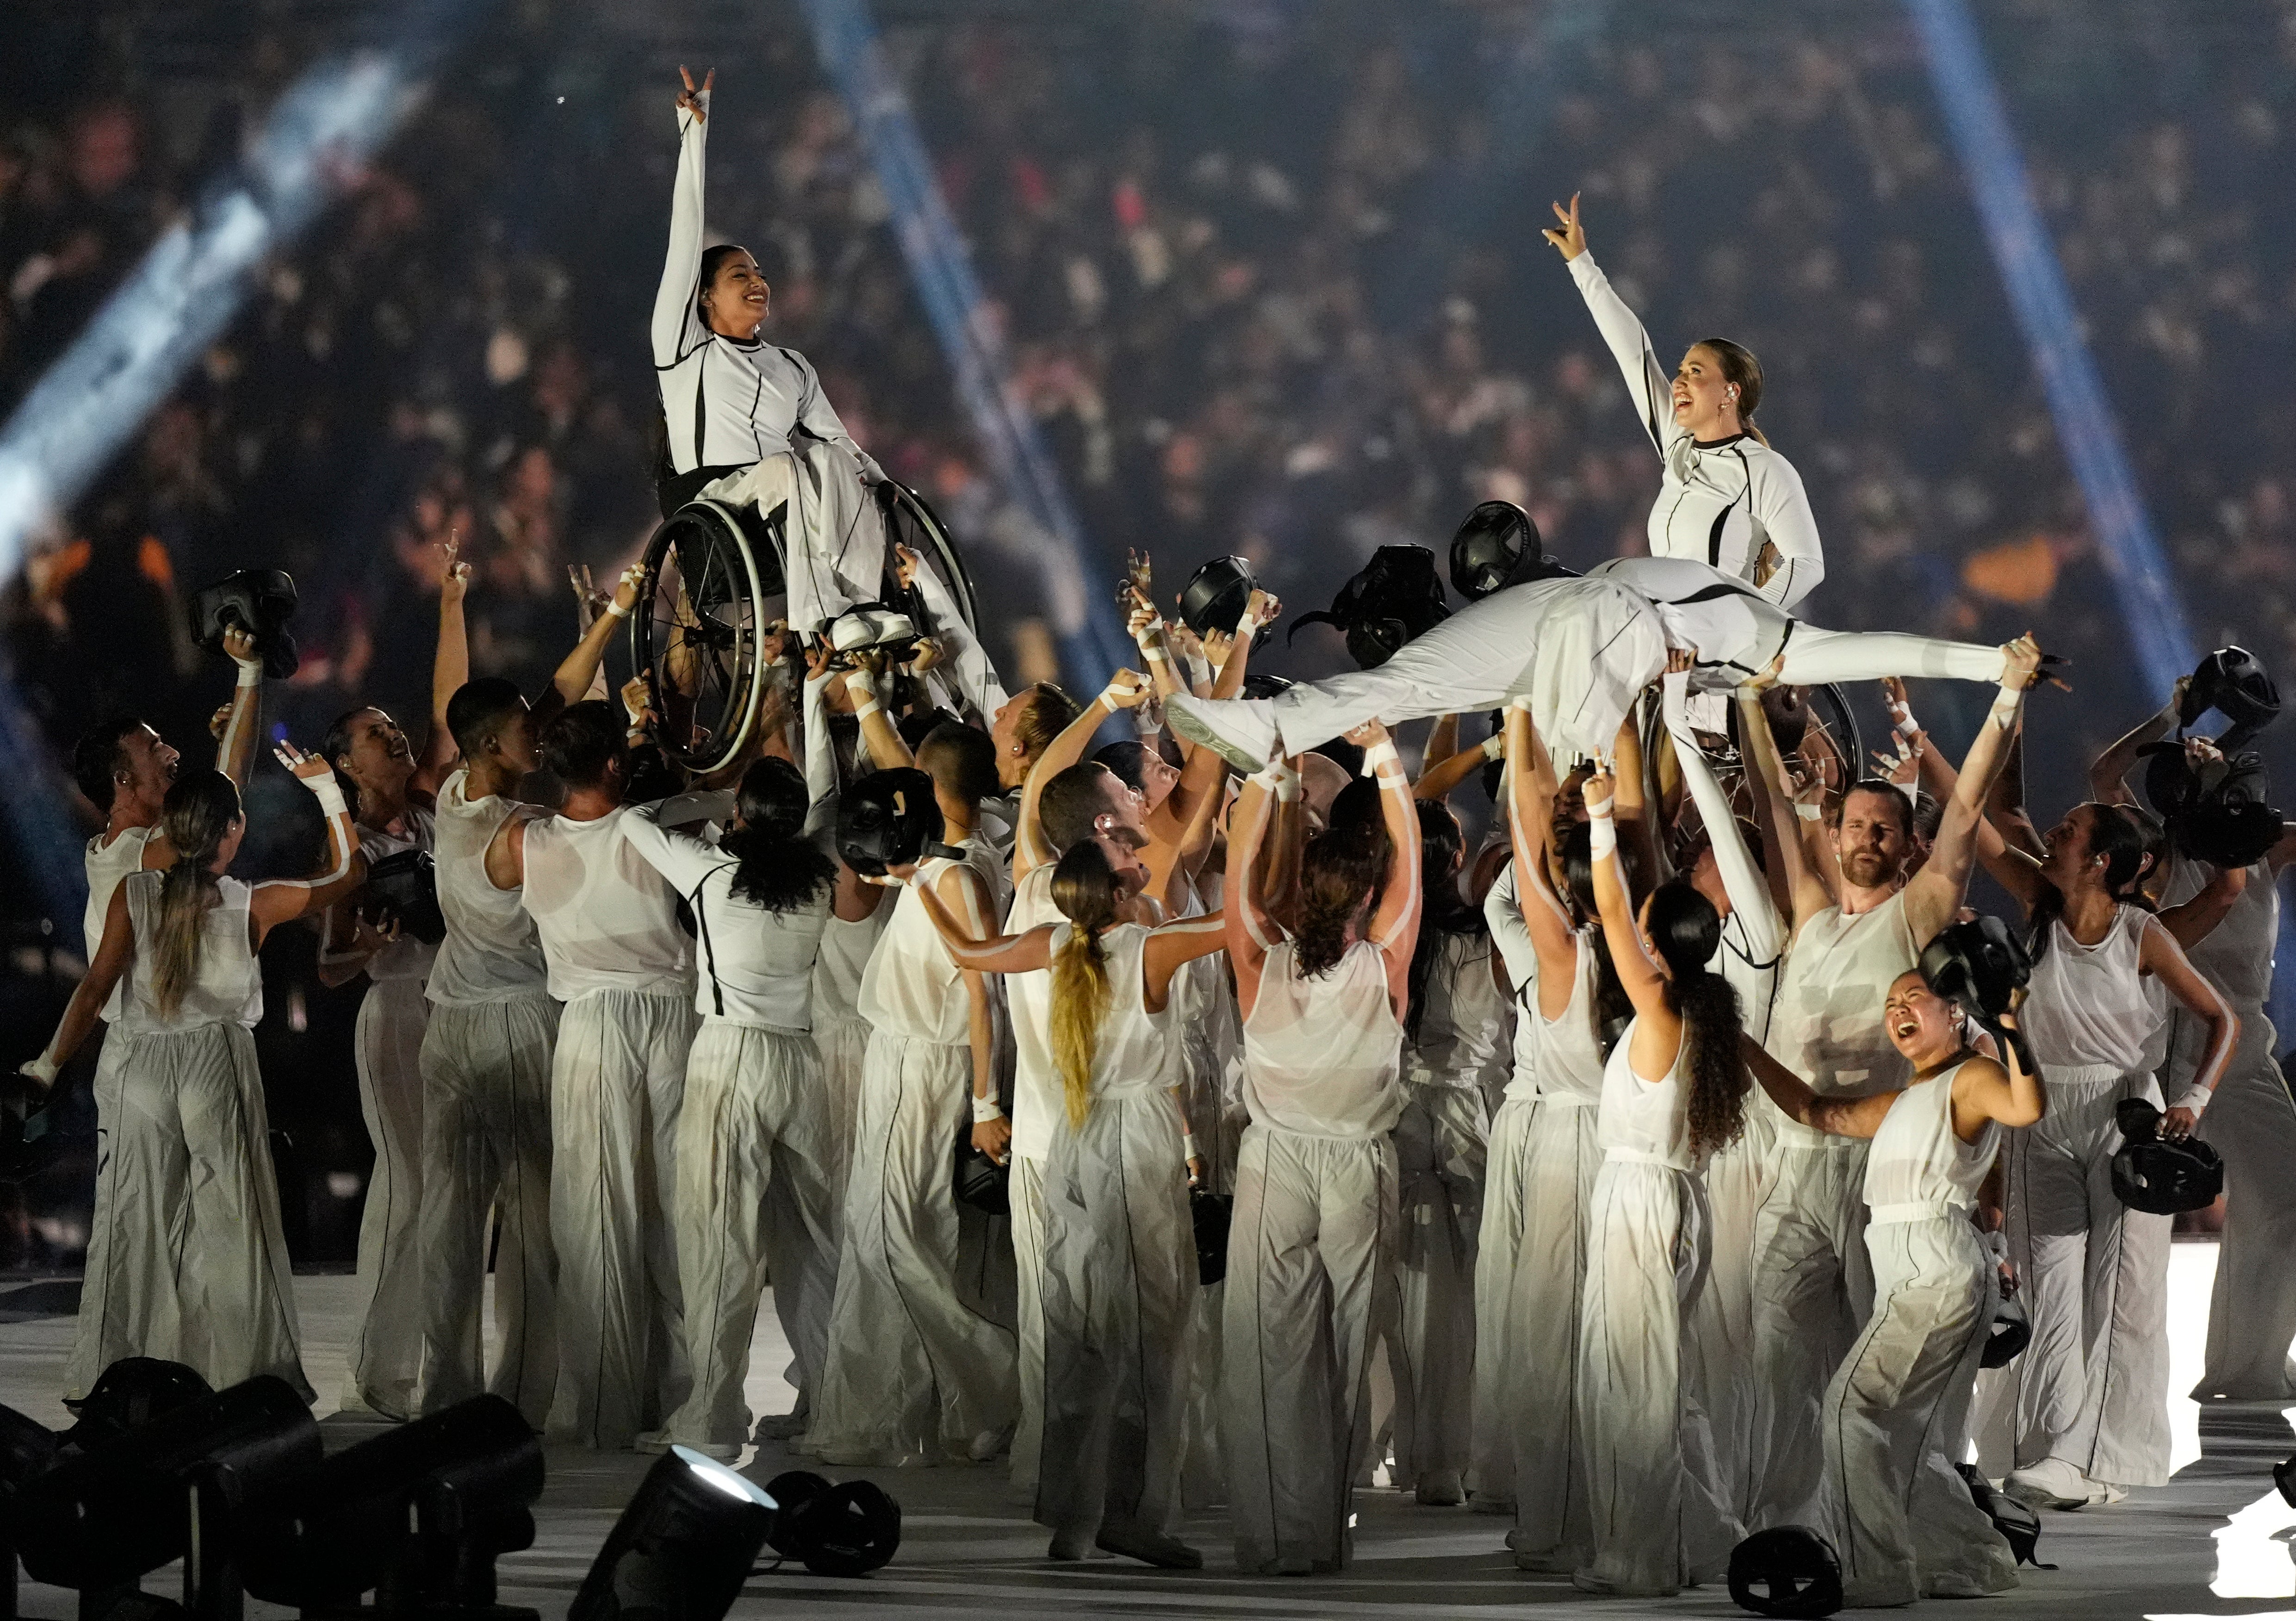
(0, 1399, 63, 1620)
(570, 1447, 778, 1621)
(236, 1393, 543, 1620)
(15, 1373, 319, 1621)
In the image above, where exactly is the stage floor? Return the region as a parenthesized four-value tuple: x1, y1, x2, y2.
(1, 1242, 2290, 1619)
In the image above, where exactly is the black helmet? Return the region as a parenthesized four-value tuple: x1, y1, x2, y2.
(1918, 914, 2031, 1022)
(1449, 499, 1572, 599)
(836, 768, 943, 877)
(2181, 645, 2280, 747)
(1981, 1292, 2031, 1369)
(189, 568, 300, 680)
(2111, 1097, 2224, 1215)
(1727, 1525, 1843, 1618)
(2141, 741, 2282, 868)
(1177, 555, 1269, 649)
(1290, 544, 1450, 670)
(1191, 1188, 1233, 1285)
(59, 1357, 215, 1450)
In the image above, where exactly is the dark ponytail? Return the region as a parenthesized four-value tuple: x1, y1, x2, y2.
(2027, 801, 2154, 963)
(1644, 880, 1747, 1160)
(1561, 820, 1638, 1055)
(721, 757, 835, 913)
(1297, 821, 1390, 978)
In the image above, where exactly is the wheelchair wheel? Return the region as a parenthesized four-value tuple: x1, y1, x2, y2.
(876, 478, 978, 635)
(1647, 681, 1865, 841)
(630, 498, 773, 776)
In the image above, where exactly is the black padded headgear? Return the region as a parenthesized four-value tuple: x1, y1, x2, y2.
(1177, 555, 1270, 648)
(189, 568, 300, 680)
(836, 768, 944, 877)
(1290, 544, 1451, 670)
(1449, 499, 1572, 600)
(2182, 644, 2280, 750)
(1918, 915, 2031, 1022)
(2111, 1097, 2225, 1215)
(1727, 1525, 1844, 1618)
(1981, 1292, 2031, 1369)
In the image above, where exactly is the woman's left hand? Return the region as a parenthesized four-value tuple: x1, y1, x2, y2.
(2161, 1105, 2199, 1141)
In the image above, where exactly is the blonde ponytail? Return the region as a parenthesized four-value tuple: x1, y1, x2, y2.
(1046, 840, 1124, 1127)
(152, 771, 242, 1018)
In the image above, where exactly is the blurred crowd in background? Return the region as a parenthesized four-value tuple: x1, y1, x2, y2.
(1, 0, 2292, 1263)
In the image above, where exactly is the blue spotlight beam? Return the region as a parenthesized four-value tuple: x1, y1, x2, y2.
(1902, 0, 2198, 691)
(796, 0, 1134, 687)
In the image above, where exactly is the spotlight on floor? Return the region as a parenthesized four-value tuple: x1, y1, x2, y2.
(570, 1447, 777, 1621)
(16, 1373, 319, 1620)
(236, 1393, 544, 1620)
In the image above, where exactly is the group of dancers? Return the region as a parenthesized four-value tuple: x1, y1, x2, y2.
(18, 72, 2296, 1603)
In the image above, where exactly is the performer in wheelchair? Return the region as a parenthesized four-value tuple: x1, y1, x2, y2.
(654, 66, 888, 636)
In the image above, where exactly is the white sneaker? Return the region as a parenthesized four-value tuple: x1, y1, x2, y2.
(829, 605, 916, 652)
(1164, 693, 1280, 772)
(2004, 1456, 2114, 1509)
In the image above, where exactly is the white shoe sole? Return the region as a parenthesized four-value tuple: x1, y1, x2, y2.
(1164, 696, 1274, 772)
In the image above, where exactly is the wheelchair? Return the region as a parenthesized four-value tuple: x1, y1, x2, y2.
(1640, 680, 1866, 859)
(629, 478, 979, 776)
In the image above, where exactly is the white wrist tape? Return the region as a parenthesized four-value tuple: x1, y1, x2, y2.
(1360, 740, 1401, 777)
(1235, 609, 1260, 639)
(1988, 683, 2023, 728)
(845, 669, 879, 705)
(309, 779, 348, 819)
(604, 599, 631, 620)
(1144, 646, 1169, 664)
(971, 1094, 1005, 1124)
(235, 661, 263, 688)
(1794, 800, 1823, 822)
(1506, 693, 1534, 714)
(1982, 1229, 2009, 1264)
(1588, 809, 1617, 859)
(2172, 1085, 2212, 1116)
(1480, 734, 1504, 762)
(1181, 1131, 1200, 1162)
(20, 1053, 59, 1087)
(1893, 715, 1920, 739)
(1249, 762, 1300, 802)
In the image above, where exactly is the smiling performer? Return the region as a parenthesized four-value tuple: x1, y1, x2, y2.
(1544, 192, 1821, 607)
(1743, 975, 2035, 1607)
(654, 67, 886, 633)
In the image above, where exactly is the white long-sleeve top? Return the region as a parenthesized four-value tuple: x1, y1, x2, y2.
(1569, 253, 1824, 608)
(654, 102, 872, 479)
(1661, 672, 1786, 1044)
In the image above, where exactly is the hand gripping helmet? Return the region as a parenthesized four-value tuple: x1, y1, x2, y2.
(1917, 914, 2031, 1022)
(1177, 555, 1271, 649)
(1981, 1291, 2031, 1369)
(190, 568, 301, 680)
(2181, 645, 2281, 750)
(1727, 1526, 1843, 1618)
(836, 768, 944, 878)
(2110, 1096, 2224, 1215)
(1290, 544, 1451, 670)
(1449, 499, 1574, 600)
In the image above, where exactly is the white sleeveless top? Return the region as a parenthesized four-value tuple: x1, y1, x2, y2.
(812, 907, 886, 1025)
(858, 838, 1008, 1045)
(1004, 861, 1064, 1161)
(1406, 928, 1508, 1094)
(427, 771, 548, 1006)
(1242, 937, 1404, 1138)
(1053, 921, 1173, 1104)
(1862, 1062, 1998, 1219)
(620, 809, 832, 1029)
(1535, 932, 1610, 1105)
(1597, 1015, 1694, 1172)
(2020, 904, 2163, 1081)
(114, 870, 262, 1035)
(1770, 891, 1918, 1143)
(2161, 854, 2275, 1009)
(85, 824, 156, 1021)
(357, 806, 439, 985)
(520, 805, 694, 1001)
(1483, 862, 1542, 1103)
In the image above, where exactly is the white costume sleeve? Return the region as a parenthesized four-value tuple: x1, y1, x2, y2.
(1751, 452, 1824, 609)
(1483, 860, 1539, 993)
(908, 557, 1009, 721)
(653, 106, 708, 370)
(1568, 253, 1678, 457)
(622, 799, 732, 893)
(1661, 672, 1785, 965)
(801, 673, 843, 843)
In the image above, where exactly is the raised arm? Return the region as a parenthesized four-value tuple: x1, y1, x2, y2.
(1013, 670, 1152, 880)
(1141, 912, 1229, 1011)
(1950, 1015, 2044, 1134)
(1205, 590, 1280, 702)
(1737, 687, 1831, 928)
(2142, 916, 2240, 1140)
(897, 544, 1007, 720)
(1355, 720, 1422, 1012)
(1904, 635, 2042, 944)
(1545, 195, 1675, 457)
(414, 542, 471, 800)
(548, 563, 646, 722)
(214, 625, 264, 788)
(620, 799, 728, 896)
(1415, 732, 1495, 804)
(2088, 677, 2186, 807)
(1224, 772, 1282, 1013)
(652, 69, 713, 368)
(1664, 671, 1783, 962)
(902, 867, 1055, 975)
(1915, 714, 2047, 917)
(1504, 699, 1586, 985)
(249, 743, 367, 937)
(1582, 763, 1666, 1022)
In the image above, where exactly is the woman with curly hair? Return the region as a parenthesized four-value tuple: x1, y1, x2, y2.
(1570, 757, 1750, 1596)
(1219, 719, 1422, 1575)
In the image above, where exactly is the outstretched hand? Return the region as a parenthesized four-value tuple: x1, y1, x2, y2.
(676, 65, 714, 121)
(1542, 192, 1587, 261)
(275, 739, 337, 789)
(439, 534, 472, 607)
(1581, 760, 1617, 819)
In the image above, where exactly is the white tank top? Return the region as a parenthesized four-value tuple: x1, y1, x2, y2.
(1483, 862, 1542, 1103)
(1406, 928, 1508, 1093)
(1535, 932, 1610, 1104)
(427, 771, 548, 1006)
(1770, 892, 1918, 1137)
(2160, 854, 2275, 1009)
(520, 806, 694, 1001)
(1242, 937, 1404, 1138)
(357, 807, 439, 985)
(1596, 1015, 1694, 1171)
(1004, 861, 1063, 1161)
(1053, 921, 1173, 1104)
(812, 907, 886, 1025)
(1716, 908, 1785, 1047)
(113, 870, 262, 1034)
(1862, 1062, 1997, 1216)
(2020, 904, 2163, 1080)
(858, 838, 1009, 1045)
(85, 824, 156, 1021)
